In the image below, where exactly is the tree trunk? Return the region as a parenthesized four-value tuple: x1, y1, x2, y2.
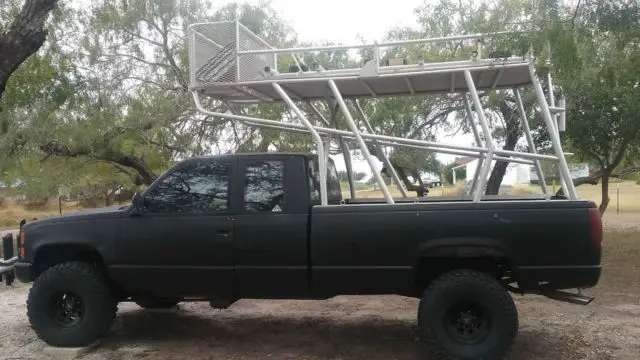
(485, 161, 509, 195)
(599, 172, 611, 215)
(0, 0, 58, 101)
(485, 100, 519, 195)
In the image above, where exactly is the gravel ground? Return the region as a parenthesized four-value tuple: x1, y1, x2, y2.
(1, 282, 639, 359)
(1, 228, 639, 360)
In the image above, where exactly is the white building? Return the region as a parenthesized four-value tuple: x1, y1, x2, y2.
(455, 157, 590, 186)
(461, 158, 531, 186)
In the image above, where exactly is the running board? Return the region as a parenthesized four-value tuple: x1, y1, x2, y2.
(540, 289, 594, 305)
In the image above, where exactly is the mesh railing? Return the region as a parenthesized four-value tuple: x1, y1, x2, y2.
(189, 22, 275, 90)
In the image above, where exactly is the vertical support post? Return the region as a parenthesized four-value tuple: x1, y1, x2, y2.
(514, 89, 548, 195)
(528, 64, 577, 200)
(462, 97, 484, 196)
(234, 20, 241, 81)
(374, 42, 380, 73)
(272, 83, 328, 205)
(354, 100, 409, 198)
(617, 183, 620, 214)
(340, 139, 357, 199)
(464, 70, 494, 202)
(328, 80, 395, 204)
(545, 43, 567, 194)
(558, 98, 566, 132)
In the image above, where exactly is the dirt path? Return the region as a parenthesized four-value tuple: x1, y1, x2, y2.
(1, 283, 639, 360)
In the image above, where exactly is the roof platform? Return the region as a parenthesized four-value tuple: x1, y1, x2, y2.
(187, 20, 579, 206)
(188, 21, 533, 103)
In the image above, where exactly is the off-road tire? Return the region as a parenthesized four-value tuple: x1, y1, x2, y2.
(135, 299, 180, 309)
(417, 269, 518, 360)
(27, 261, 117, 347)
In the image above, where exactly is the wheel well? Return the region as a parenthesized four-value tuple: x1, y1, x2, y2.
(33, 244, 106, 279)
(415, 250, 512, 295)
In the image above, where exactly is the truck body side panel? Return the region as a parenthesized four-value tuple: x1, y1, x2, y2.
(310, 200, 600, 298)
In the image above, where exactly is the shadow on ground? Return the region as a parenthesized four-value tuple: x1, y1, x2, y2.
(92, 307, 587, 360)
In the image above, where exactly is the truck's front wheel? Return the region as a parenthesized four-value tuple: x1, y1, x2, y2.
(27, 261, 117, 347)
(417, 269, 518, 360)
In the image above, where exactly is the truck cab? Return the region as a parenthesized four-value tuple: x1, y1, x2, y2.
(109, 153, 342, 300)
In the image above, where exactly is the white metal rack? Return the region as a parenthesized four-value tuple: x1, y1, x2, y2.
(188, 20, 578, 206)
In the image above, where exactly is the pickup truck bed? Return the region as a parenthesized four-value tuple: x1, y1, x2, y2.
(310, 199, 601, 298)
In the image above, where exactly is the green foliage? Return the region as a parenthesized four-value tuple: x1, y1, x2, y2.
(443, 161, 467, 184)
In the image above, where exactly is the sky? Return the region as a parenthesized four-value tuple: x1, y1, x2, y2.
(212, 0, 477, 176)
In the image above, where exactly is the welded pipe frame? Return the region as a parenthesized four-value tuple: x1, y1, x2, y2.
(192, 76, 576, 204)
(328, 79, 395, 204)
(238, 118, 537, 166)
(353, 100, 409, 198)
(196, 93, 552, 165)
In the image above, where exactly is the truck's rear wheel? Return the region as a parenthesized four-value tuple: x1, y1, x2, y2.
(27, 261, 117, 347)
(417, 269, 518, 360)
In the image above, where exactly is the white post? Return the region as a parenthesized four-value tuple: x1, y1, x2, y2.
(462, 97, 484, 196)
(514, 88, 548, 194)
(328, 79, 395, 204)
(272, 83, 328, 205)
(464, 70, 495, 202)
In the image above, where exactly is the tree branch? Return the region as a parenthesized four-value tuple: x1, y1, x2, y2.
(0, 0, 58, 101)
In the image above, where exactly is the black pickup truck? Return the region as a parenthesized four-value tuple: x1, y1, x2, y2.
(1, 152, 602, 359)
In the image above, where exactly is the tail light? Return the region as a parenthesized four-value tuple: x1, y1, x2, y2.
(19, 231, 25, 258)
(588, 208, 603, 247)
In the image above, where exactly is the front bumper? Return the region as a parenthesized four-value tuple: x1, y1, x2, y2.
(0, 256, 18, 285)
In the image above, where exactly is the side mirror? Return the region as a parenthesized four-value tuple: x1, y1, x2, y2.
(131, 192, 143, 214)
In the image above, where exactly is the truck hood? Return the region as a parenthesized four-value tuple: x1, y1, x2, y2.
(22, 204, 131, 228)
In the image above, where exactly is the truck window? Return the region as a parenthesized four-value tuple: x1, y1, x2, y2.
(142, 159, 229, 214)
(308, 157, 342, 205)
(244, 160, 286, 212)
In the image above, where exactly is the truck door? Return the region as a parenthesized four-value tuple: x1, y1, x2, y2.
(232, 155, 310, 298)
(112, 156, 236, 298)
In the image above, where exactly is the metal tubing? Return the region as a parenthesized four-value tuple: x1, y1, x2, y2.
(238, 22, 274, 49)
(528, 64, 577, 199)
(243, 119, 535, 164)
(464, 69, 495, 202)
(236, 31, 520, 56)
(271, 83, 328, 205)
(207, 62, 530, 88)
(195, 92, 560, 163)
(354, 100, 409, 198)
(328, 80, 395, 204)
(514, 89, 548, 194)
(340, 139, 357, 199)
(463, 97, 484, 196)
(192, 30, 224, 49)
(235, 20, 241, 81)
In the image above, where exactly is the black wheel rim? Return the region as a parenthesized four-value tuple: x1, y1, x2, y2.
(443, 301, 491, 345)
(48, 291, 84, 327)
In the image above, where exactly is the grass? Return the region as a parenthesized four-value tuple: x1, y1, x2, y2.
(0, 200, 97, 230)
(590, 231, 640, 303)
(347, 180, 640, 212)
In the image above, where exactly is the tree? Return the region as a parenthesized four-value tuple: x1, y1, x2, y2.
(0, 0, 58, 103)
(548, 0, 640, 214)
(3, 0, 301, 195)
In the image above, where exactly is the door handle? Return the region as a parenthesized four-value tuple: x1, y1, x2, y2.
(216, 230, 231, 240)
